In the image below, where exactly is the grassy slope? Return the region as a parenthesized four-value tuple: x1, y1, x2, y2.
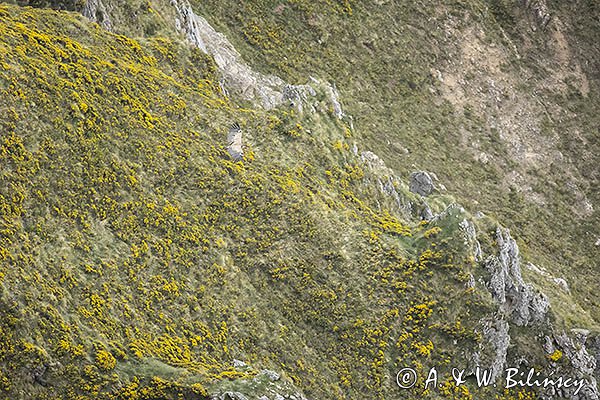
(189, 0, 600, 327)
(0, 1, 597, 400)
(0, 4, 547, 399)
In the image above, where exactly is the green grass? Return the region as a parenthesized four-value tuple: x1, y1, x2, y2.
(187, 0, 600, 328)
(0, 1, 598, 399)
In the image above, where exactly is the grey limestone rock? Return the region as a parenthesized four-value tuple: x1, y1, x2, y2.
(409, 171, 435, 196)
(420, 203, 434, 221)
(459, 218, 483, 261)
(215, 392, 249, 400)
(171, 0, 315, 111)
(358, 150, 412, 217)
(326, 82, 343, 119)
(471, 318, 510, 381)
(227, 123, 243, 161)
(82, 0, 112, 30)
(484, 227, 549, 326)
(256, 369, 281, 382)
(548, 331, 599, 400)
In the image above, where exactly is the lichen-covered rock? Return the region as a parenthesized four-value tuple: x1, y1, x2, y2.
(82, 0, 112, 30)
(543, 331, 600, 400)
(470, 318, 510, 381)
(409, 171, 435, 196)
(484, 227, 549, 326)
(171, 0, 315, 110)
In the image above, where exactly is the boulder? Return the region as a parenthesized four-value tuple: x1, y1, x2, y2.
(409, 171, 435, 196)
(227, 123, 243, 161)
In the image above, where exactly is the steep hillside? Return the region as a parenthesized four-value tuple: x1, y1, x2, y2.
(187, 0, 600, 327)
(0, 1, 598, 400)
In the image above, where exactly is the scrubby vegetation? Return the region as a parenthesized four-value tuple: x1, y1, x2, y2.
(0, 0, 597, 399)
(191, 0, 600, 327)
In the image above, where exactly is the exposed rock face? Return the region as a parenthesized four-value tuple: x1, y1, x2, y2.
(211, 360, 309, 400)
(542, 331, 599, 400)
(521, 0, 552, 29)
(459, 218, 482, 261)
(469, 222, 598, 400)
(255, 370, 281, 382)
(409, 171, 435, 196)
(360, 151, 389, 173)
(82, 0, 112, 30)
(213, 392, 249, 400)
(474, 318, 510, 381)
(358, 150, 413, 217)
(420, 203, 434, 221)
(484, 227, 549, 326)
(30, 363, 48, 386)
(526, 262, 571, 293)
(171, 0, 315, 110)
(588, 335, 600, 379)
(227, 123, 243, 161)
(282, 84, 317, 114)
(325, 81, 343, 119)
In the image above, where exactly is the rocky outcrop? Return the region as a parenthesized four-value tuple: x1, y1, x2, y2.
(472, 224, 599, 399)
(325, 81, 343, 119)
(542, 330, 599, 400)
(588, 335, 600, 379)
(82, 0, 112, 30)
(521, 0, 552, 29)
(255, 369, 281, 382)
(211, 362, 309, 400)
(227, 123, 243, 161)
(459, 218, 482, 261)
(170, 0, 316, 111)
(357, 150, 413, 218)
(484, 227, 549, 326)
(409, 171, 435, 196)
(472, 318, 510, 381)
(214, 392, 249, 400)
